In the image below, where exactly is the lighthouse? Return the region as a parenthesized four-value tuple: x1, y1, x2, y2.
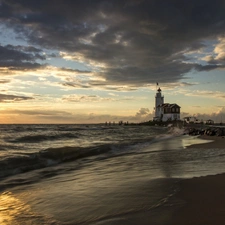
(155, 87, 164, 118)
(153, 86, 181, 122)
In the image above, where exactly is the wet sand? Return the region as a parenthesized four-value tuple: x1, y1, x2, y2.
(187, 135, 225, 149)
(169, 135, 225, 225)
(169, 173, 225, 225)
(91, 135, 225, 225)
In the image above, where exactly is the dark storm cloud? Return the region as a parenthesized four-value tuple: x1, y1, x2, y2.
(60, 68, 91, 73)
(0, 1, 13, 18)
(0, 45, 45, 70)
(0, 93, 34, 102)
(2, 61, 45, 71)
(6, 45, 42, 53)
(0, 45, 33, 61)
(1, 0, 225, 85)
(63, 82, 90, 89)
(195, 64, 225, 71)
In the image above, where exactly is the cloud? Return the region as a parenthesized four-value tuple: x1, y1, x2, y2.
(190, 110, 225, 123)
(184, 90, 225, 100)
(1, 0, 225, 86)
(2, 106, 225, 124)
(0, 79, 10, 84)
(201, 55, 217, 64)
(62, 80, 139, 91)
(194, 64, 225, 71)
(1, 109, 71, 116)
(62, 94, 114, 103)
(0, 93, 34, 102)
(200, 37, 225, 64)
(132, 108, 153, 122)
(6, 44, 43, 54)
(135, 108, 150, 117)
(0, 108, 151, 124)
(60, 67, 92, 74)
(181, 106, 225, 123)
(0, 45, 34, 61)
(0, 44, 46, 70)
(61, 93, 137, 102)
(0, 108, 76, 123)
(214, 37, 225, 61)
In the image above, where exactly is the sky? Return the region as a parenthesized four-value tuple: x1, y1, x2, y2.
(0, 0, 225, 124)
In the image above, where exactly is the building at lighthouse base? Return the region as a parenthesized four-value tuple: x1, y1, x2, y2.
(154, 103, 181, 121)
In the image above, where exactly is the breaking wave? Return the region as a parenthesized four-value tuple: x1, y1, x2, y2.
(0, 144, 113, 179)
(0, 125, 185, 180)
(7, 133, 79, 143)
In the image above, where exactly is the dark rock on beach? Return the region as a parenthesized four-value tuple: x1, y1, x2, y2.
(186, 126, 225, 137)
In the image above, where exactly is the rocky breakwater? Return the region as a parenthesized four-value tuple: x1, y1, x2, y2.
(186, 126, 225, 137)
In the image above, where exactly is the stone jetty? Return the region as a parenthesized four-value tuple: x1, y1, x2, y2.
(186, 126, 225, 137)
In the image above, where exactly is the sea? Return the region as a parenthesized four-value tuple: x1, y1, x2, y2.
(1, 124, 225, 225)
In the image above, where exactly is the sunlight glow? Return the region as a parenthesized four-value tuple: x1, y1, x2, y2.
(0, 192, 33, 225)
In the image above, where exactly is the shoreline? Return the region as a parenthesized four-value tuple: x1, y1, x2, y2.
(186, 134, 225, 149)
(91, 134, 225, 225)
(168, 134, 225, 225)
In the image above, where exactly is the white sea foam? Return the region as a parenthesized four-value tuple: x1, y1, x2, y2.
(153, 126, 185, 143)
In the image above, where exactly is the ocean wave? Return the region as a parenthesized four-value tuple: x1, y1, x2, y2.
(0, 125, 184, 180)
(0, 138, 157, 179)
(7, 132, 79, 143)
(0, 144, 113, 179)
(56, 125, 114, 132)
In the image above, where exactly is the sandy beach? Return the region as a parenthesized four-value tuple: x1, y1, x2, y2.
(90, 134, 225, 225)
(2, 128, 225, 225)
(169, 135, 225, 225)
(97, 135, 225, 225)
(187, 135, 225, 149)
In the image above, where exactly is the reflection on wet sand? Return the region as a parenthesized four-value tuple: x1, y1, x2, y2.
(0, 191, 31, 225)
(0, 191, 52, 225)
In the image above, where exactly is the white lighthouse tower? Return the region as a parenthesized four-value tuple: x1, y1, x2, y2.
(153, 86, 181, 122)
(154, 87, 164, 119)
